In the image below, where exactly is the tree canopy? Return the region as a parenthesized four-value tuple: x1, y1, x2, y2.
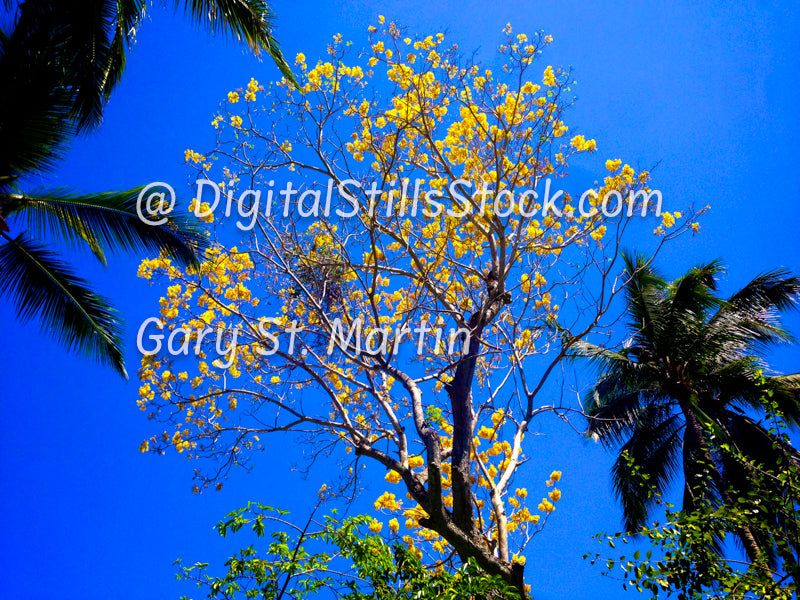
(136, 21, 697, 595)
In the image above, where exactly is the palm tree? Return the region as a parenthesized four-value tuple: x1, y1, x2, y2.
(0, 4, 214, 378)
(577, 251, 800, 570)
(0, 0, 298, 376)
(3, 0, 297, 132)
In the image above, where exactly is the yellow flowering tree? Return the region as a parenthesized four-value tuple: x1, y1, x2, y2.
(137, 21, 696, 596)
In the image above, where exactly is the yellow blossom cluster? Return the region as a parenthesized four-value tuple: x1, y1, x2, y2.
(135, 246, 264, 456)
(184, 149, 205, 164)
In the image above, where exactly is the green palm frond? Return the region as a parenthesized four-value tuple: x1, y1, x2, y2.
(571, 339, 632, 366)
(1, 1, 112, 134)
(612, 411, 685, 531)
(0, 22, 75, 181)
(667, 259, 722, 315)
(102, 0, 146, 100)
(65, 0, 117, 131)
(588, 384, 674, 447)
(620, 250, 666, 355)
(0, 232, 126, 377)
(180, 0, 298, 87)
(3, 186, 210, 268)
(664, 260, 723, 360)
(705, 270, 800, 356)
(728, 270, 800, 314)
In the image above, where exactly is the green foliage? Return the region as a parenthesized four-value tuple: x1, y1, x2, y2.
(177, 503, 520, 600)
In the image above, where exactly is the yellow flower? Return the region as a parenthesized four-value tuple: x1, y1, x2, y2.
(543, 65, 556, 87)
(477, 425, 497, 440)
(389, 518, 399, 533)
(295, 53, 306, 65)
(228, 91, 239, 103)
(491, 409, 505, 426)
(515, 487, 528, 498)
(184, 149, 205, 164)
(621, 164, 635, 182)
(538, 499, 555, 513)
(605, 159, 622, 172)
(548, 488, 561, 502)
(231, 115, 243, 129)
(385, 470, 401, 484)
(662, 212, 676, 228)
(590, 225, 607, 241)
(374, 491, 402, 511)
(570, 134, 597, 152)
(408, 455, 424, 469)
(368, 519, 383, 533)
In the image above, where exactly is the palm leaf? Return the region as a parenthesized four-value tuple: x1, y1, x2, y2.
(570, 339, 632, 366)
(620, 250, 666, 355)
(4, 186, 210, 268)
(728, 270, 800, 314)
(663, 260, 723, 359)
(7, 0, 127, 132)
(612, 411, 685, 531)
(101, 0, 146, 100)
(0, 20, 75, 182)
(0, 232, 126, 377)
(180, 0, 299, 88)
(65, 0, 117, 132)
(705, 270, 799, 357)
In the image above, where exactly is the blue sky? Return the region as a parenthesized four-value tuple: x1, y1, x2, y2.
(1, 1, 799, 599)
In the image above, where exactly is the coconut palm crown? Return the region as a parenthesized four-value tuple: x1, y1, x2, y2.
(576, 251, 800, 564)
